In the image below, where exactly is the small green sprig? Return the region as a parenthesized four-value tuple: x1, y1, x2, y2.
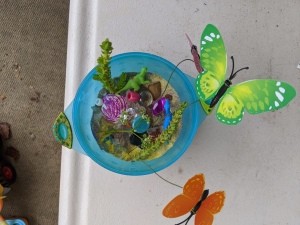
(116, 72, 128, 91)
(137, 101, 188, 160)
(93, 38, 117, 93)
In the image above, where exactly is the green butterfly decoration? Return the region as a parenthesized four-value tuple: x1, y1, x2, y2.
(195, 24, 296, 125)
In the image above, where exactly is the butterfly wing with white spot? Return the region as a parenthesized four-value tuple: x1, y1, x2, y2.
(196, 24, 227, 100)
(216, 79, 296, 125)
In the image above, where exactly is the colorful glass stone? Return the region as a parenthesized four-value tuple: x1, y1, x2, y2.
(139, 90, 153, 106)
(132, 115, 150, 133)
(152, 97, 166, 116)
(95, 98, 103, 106)
(101, 94, 127, 122)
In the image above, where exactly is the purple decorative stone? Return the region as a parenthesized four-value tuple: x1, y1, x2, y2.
(101, 94, 127, 122)
(152, 97, 166, 116)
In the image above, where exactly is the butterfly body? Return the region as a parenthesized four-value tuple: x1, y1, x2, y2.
(163, 174, 225, 225)
(192, 24, 296, 125)
(190, 189, 209, 214)
(209, 79, 232, 108)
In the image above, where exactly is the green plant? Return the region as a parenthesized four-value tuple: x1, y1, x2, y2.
(137, 101, 188, 160)
(116, 72, 128, 92)
(93, 38, 117, 93)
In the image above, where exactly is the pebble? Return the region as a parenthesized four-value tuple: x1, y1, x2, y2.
(129, 133, 142, 146)
(148, 127, 162, 139)
(147, 81, 161, 100)
(0, 95, 6, 101)
(165, 94, 173, 101)
(98, 88, 108, 98)
(95, 98, 103, 106)
(129, 132, 147, 146)
(29, 132, 36, 140)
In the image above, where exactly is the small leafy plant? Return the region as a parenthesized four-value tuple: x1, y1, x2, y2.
(93, 38, 117, 93)
(138, 102, 188, 160)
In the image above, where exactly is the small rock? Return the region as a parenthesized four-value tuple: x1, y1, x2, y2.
(148, 127, 162, 139)
(29, 132, 36, 140)
(12, 63, 20, 71)
(129, 132, 147, 146)
(30, 91, 41, 102)
(95, 98, 103, 106)
(165, 94, 173, 101)
(0, 95, 7, 101)
(147, 81, 161, 100)
(98, 88, 108, 98)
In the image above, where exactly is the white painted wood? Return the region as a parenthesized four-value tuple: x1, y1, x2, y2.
(59, 1, 300, 224)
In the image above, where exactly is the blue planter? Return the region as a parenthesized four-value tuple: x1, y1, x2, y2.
(53, 52, 206, 175)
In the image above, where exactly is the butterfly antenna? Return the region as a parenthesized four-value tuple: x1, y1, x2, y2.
(229, 56, 249, 80)
(229, 56, 235, 80)
(185, 33, 203, 73)
(161, 58, 194, 97)
(231, 66, 249, 79)
(185, 33, 193, 48)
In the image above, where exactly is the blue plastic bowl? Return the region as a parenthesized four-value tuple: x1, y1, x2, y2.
(72, 52, 206, 175)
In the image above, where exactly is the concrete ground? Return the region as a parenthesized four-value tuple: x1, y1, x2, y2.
(0, 1, 69, 224)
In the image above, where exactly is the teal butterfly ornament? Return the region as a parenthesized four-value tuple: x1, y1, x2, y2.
(187, 24, 296, 125)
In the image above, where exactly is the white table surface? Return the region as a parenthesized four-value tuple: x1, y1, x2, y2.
(59, 1, 300, 224)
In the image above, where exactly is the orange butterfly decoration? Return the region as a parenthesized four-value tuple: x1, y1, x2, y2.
(162, 174, 225, 225)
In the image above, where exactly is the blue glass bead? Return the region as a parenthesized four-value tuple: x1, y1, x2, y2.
(132, 116, 150, 133)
